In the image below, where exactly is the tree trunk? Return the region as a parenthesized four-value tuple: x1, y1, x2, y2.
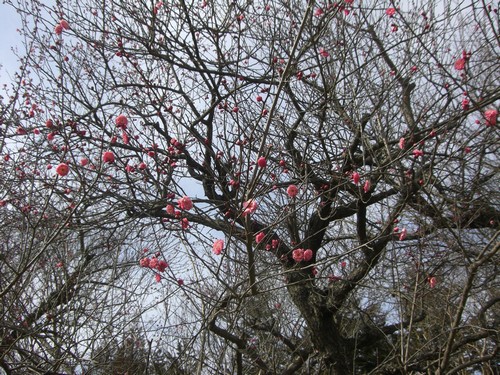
(287, 278, 354, 375)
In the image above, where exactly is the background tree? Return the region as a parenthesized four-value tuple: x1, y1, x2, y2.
(1, 0, 499, 374)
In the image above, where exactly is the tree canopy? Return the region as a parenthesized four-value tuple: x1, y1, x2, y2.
(1, 0, 499, 374)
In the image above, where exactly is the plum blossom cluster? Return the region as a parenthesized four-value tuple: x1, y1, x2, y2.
(139, 256, 168, 272)
(54, 19, 70, 35)
(292, 248, 313, 262)
(139, 254, 169, 282)
(254, 232, 279, 251)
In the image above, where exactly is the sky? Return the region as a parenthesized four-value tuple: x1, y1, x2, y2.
(0, 3, 22, 87)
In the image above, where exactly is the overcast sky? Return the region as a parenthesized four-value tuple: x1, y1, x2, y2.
(0, 4, 22, 87)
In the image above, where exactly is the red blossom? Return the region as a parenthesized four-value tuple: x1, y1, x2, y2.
(103, 151, 115, 163)
(115, 114, 128, 129)
(363, 180, 371, 193)
(166, 204, 175, 215)
(181, 217, 189, 230)
(178, 196, 193, 210)
(139, 257, 150, 267)
(428, 276, 437, 288)
(303, 249, 313, 262)
(255, 232, 265, 244)
(352, 172, 360, 184)
(413, 149, 424, 158)
(59, 19, 70, 30)
(257, 156, 267, 168)
(55, 163, 69, 177)
(454, 58, 466, 71)
(386, 7, 396, 16)
(399, 228, 407, 241)
(292, 249, 304, 262)
(213, 239, 224, 255)
(242, 199, 258, 216)
(484, 108, 497, 126)
(319, 48, 329, 58)
(314, 8, 324, 17)
(399, 137, 405, 149)
(287, 184, 298, 198)
(156, 260, 168, 272)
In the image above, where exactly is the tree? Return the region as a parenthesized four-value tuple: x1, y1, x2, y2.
(1, 0, 499, 374)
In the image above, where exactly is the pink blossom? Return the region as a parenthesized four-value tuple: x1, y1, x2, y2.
(115, 114, 128, 129)
(149, 257, 159, 269)
(242, 199, 258, 216)
(59, 19, 70, 30)
(122, 131, 129, 144)
(399, 137, 405, 149)
(139, 257, 150, 267)
(385, 7, 396, 16)
(363, 180, 371, 193)
(484, 108, 497, 127)
(181, 217, 189, 230)
(461, 98, 470, 110)
(255, 232, 265, 244)
(178, 196, 193, 210)
(292, 249, 304, 262)
(454, 58, 466, 71)
(157, 260, 168, 272)
(177, 279, 184, 286)
(54, 24, 63, 35)
(213, 239, 224, 255)
(399, 228, 407, 241)
(166, 204, 175, 215)
(102, 151, 115, 163)
(303, 249, 313, 261)
(287, 184, 298, 198)
(314, 8, 324, 17)
(257, 156, 267, 168)
(319, 48, 329, 58)
(155, 273, 161, 282)
(80, 158, 89, 166)
(256, 95, 263, 102)
(428, 276, 437, 288)
(55, 163, 69, 177)
(413, 149, 424, 158)
(352, 171, 360, 184)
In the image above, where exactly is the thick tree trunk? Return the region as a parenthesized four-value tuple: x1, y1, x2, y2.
(287, 277, 354, 375)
